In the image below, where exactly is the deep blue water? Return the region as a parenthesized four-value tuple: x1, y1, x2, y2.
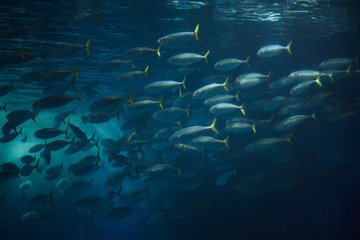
(0, 0, 360, 240)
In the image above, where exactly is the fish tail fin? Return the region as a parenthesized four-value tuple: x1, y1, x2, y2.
(159, 94, 164, 109)
(286, 40, 293, 54)
(77, 90, 83, 103)
(329, 72, 334, 84)
(157, 46, 161, 58)
(223, 135, 230, 150)
(223, 77, 229, 92)
(35, 159, 41, 173)
(70, 137, 77, 149)
(41, 50, 48, 63)
(64, 126, 69, 137)
(116, 108, 121, 121)
(177, 117, 183, 129)
(252, 117, 258, 134)
(286, 133, 294, 145)
(210, 118, 219, 134)
(128, 90, 134, 104)
(10, 80, 14, 92)
(204, 50, 210, 64)
(2, 103, 7, 113)
(235, 90, 240, 102)
(233, 166, 238, 176)
(312, 109, 317, 121)
(71, 75, 77, 91)
(267, 70, 273, 84)
(130, 60, 136, 70)
(99, 226, 105, 237)
(240, 103, 246, 116)
(85, 38, 92, 55)
(182, 76, 186, 90)
(186, 104, 190, 118)
(346, 65, 352, 77)
(75, 64, 81, 77)
(95, 7, 101, 22)
(355, 54, 359, 66)
(245, 55, 251, 69)
(144, 66, 149, 79)
(31, 109, 36, 123)
(49, 190, 54, 206)
(194, 24, 199, 41)
(179, 87, 182, 98)
(315, 74, 322, 87)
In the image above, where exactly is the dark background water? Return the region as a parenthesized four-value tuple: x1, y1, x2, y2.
(0, 0, 360, 240)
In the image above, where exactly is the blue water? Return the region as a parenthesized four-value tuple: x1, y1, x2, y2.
(0, 0, 360, 239)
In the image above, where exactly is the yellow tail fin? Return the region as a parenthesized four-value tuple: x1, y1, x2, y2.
(85, 38, 92, 55)
(204, 50, 210, 64)
(181, 76, 186, 90)
(159, 95, 163, 109)
(244, 55, 251, 69)
(75, 64, 81, 77)
(157, 46, 161, 58)
(210, 118, 219, 134)
(286, 40, 292, 54)
(223, 135, 230, 150)
(194, 24, 199, 41)
(223, 77, 229, 92)
(144, 66, 149, 79)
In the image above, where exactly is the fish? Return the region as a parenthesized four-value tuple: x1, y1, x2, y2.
(168, 50, 210, 65)
(165, 66, 191, 80)
(189, 135, 230, 150)
(144, 77, 186, 95)
(7, 109, 36, 123)
(192, 77, 229, 99)
(34, 127, 69, 139)
(273, 111, 317, 132)
(157, 24, 199, 47)
(152, 105, 189, 121)
(45, 137, 76, 151)
(244, 134, 293, 153)
(203, 92, 240, 106)
(318, 57, 354, 70)
(45, 163, 63, 181)
(53, 107, 76, 128)
(19, 160, 41, 176)
(56, 176, 70, 193)
(169, 118, 219, 143)
(264, 96, 286, 112)
(28, 190, 53, 206)
(32, 91, 83, 109)
(75, 196, 105, 210)
(104, 206, 133, 221)
(115, 66, 149, 84)
(124, 47, 160, 59)
(97, 59, 135, 73)
(289, 76, 322, 96)
(214, 56, 251, 71)
(52, 38, 92, 57)
(19, 180, 32, 191)
(257, 41, 292, 58)
(1, 162, 20, 174)
(209, 102, 246, 116)
(225, 121, 257, 134)
(216, 167, 237, 186)
(82, 111, 120, 124)
(0, 80, 13, 97)
(20, 155, 37, 164)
